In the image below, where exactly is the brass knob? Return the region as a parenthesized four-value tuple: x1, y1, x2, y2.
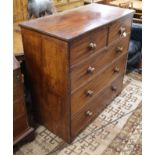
(87, 66, 95, 74)
(116, 47, 123, 53)
(86, 110, 93, 116)
(89, 42, 96, 49)
(119, 27, 127, 38)
(113, 66, 120, 73)
(86, 90, 94, 96)
(111, 86, 117, 91)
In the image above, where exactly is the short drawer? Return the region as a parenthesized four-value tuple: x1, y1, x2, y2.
(108, 16, 132, 44)
(71, 54, 127, 115)
(71, 75, 124, 139)
(70, 26, 108, 65)
(71, 36, 130, 91)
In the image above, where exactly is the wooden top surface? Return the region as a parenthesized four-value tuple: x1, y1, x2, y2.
(20, 3, 134, 41)
(13, 23, 24, 55)
(14, 30, 24, 55)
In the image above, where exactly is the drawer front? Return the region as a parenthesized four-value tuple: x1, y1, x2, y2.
(13, 97, 26, 120)
(108, 16, 132, 44)
(71, 75, 124, 138)
(71, 36, 130, 91)
(13, 81, 25, 102)
(13, 69, 26, 119)
(13, 114, 29, 140)
(71, 54, 127, 115)
(70, 26, 108, 65)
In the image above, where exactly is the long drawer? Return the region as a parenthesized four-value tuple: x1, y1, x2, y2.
(71, 36, 130, 91)
(71, 75, 124, 139)
(70, 26, 108, 65)
(71, 54, 127, 115)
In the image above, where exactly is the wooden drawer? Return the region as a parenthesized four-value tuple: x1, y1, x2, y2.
(13, 81, 25, 102)
(13, 98, 25, 119)
(13, 114, 29, 140)
(108, 16, 132, 44)
(71, 36, 130, 91)
(70, 26, 108, 65)
(71, 54, 127, 115)
(13, 69, 26, 118)
(13, 66, 34, 145)
(71, 75, 124, 138)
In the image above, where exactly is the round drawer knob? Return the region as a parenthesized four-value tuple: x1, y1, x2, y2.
(111, 86, 117, 91)
(114, 66, 120, 73)
(86, 110, 93, 116)
(119, 27, 127, 38)
(116, 47, 123, 53)
(89, 42, 96, 49)
(87, 66, 95, 73)
(86, 90, 94, 96)
(122, 32, 127, 37)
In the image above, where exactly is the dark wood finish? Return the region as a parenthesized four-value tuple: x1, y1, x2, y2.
(108, 16, 133, 43)
(70, 26, 108, 65)
(20, 4, 134, 41)
(13, 56, 34, 146)
(20, 4, 134, 143)
(71, 36, 130, 91)
(71, 54, 127, 115)
(71, 75, 124, 139)
(21, 29, 71, 142)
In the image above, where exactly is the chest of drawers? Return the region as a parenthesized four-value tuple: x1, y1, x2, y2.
(20, 4, 134, 143)
(13, 56, 34, 146)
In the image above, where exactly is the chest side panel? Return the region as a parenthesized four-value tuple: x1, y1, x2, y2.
(21, 28, 71, 142)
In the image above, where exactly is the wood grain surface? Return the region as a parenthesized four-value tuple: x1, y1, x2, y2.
(20, 3, 134, 41)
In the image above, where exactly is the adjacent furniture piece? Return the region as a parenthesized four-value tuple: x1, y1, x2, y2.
(109, 0, 142, 23)
(13, 56, 34, 146)
(84, 0, 111, 4)
(54, 0, 84, 12)
(20, 4, 134, 143)
(14, 23, 24, 56)
(13, 0, 28, 22)
(127, 23, 142, 70)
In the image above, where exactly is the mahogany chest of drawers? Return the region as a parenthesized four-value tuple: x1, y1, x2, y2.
(20, 4, 134, 143)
